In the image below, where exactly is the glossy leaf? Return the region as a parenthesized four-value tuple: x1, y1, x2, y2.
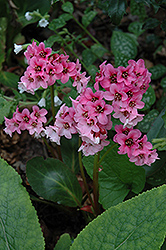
(83, 143, 145, 209)
(49, 17, 66, 30)
(149, 64, 166, 80)
(61, 135, 80, 174)
(0, 158, 44, 249)
(138, 109, 159, 133)
(147, 109, 166, 142)
(54, 233, 71, 250)
(70, 185, 166, 250)
(111, 31, 137, 59)
(13, 0, 51, 15)
(0, 97, 13, 124)
(141, 85, 156, 111)
(62, 2, 74, 14)
(26, 157, 82, 207)
(91, 44, 107, 58)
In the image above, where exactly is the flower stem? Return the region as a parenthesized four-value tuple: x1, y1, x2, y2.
(50, 85, 55, 123)
(93, 153, 100, 216)
(78, 138, 95, 213)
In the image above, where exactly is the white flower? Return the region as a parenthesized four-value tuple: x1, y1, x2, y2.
(38, 97, 46, 107)
(25, 12, 33, 21)
(54, 96, 62, 107)
(38, 18, 49, 28)
(14, 43, 23, 54)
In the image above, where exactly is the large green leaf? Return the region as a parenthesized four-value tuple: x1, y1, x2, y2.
(26, 157, 82, 207)
(0, 158, 44, 250)
(70, 185, 166, 250)
(61, 2, 74, 14)
(61, 135, 80, 174)
(111, 31, 137, 59)
(83, 143, 145, 209)
(54, 233, 71, 250)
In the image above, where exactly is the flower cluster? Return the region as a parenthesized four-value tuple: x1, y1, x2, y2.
(18, 42, 90, 95)
(113, 125, 159, 166)
(45, 87, 113, 156)
(4, 106, 47, 137)
(4, 41, 159, 166)
(94, 59, 151, 127)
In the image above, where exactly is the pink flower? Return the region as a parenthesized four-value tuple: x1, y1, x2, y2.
(36, 42, 52, 60)
(100, 63, 118, 90)
(45, 126, 61, 145)
(86, 99, 113, 125)
(115, 128, 142, 157)
(30, 105, 47, 123)
(15, 108, 32, 130)
(59, 61, 77, 84)
(117, 65, 136, 86)
(4, 114, 21, 136)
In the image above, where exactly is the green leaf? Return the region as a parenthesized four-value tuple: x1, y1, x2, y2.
(0, 18, 7, 70)
(128, 21, 145, 37)
(147, 109, 166, 143)
(143, 151, 166, 178)
(0, 158, 45, 249)
(114, 51, 130, 67)
(82, 49, 97, 67)
(98, 0, 126, 25)
(134, 0, 160, 13)
(26, 157, 82, 207)
(156, 94, 166, 112)
(162, 111, 166, 129)
(161, 19, 166, 32)
(91, 44, 107, 58)
(83, 143, 145, 209)
(147, 162, 166, 186)
(70, 185, 166, 250)
(0, 97, 13, 124)
(82, 10, 97, 27)
(62, 2, 74, 14)
(149, 64, 166, 80)
(130, 0, 147, 21)
(0, 71, 19, 89)
(12, 0, 51, 16)
(87, 65, 98, 80)
(54, 233, 71, 250)
(111, 31, 137, 59)
(49, 17, 66, 30)
(141, 85, 156, 111)
(138, 109, 159, 133)
(161, 77, 166, 89)
(143, 17, 160, 29)
(61, 135, 79, 174)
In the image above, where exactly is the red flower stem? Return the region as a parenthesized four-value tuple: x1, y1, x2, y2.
(93, 153, 100, 216)
(78, 138, 95, 214)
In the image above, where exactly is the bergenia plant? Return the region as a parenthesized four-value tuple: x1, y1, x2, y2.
(4, 41, 159, 218)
